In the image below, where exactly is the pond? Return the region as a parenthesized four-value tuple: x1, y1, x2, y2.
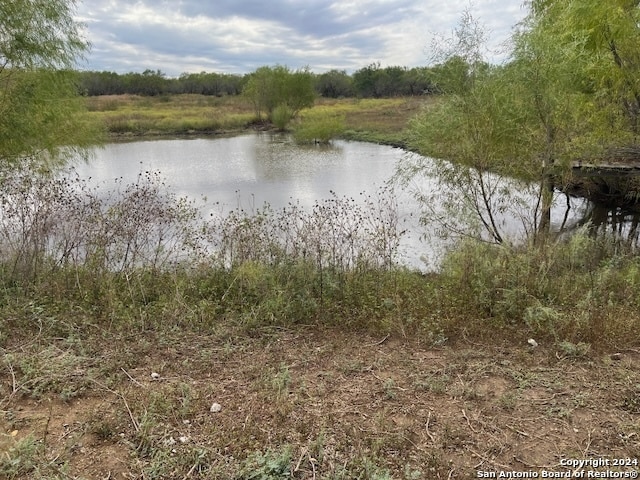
(71, 133, 639, 269)
(76, 133, 402, 212)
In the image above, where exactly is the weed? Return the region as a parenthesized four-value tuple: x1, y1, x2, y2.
(0, 435, 41, 479)
(383, 378, 397, 400)
(621, 386, 640, 413)
(144, 446, 211, 479)
(90, 419, 118, 442)
(3, 346, 93, 400)
(498, 391, 519, 411)
(271, 363, 292, 400)
(177, 382, 197, 419)
(427, 329, 448, 347)
(557, 341, 591, 359)
(413, 374, 450, 394)
(433, 234, 640, 349)
(403, 465, 424, 479)
(237, 446, 292, 480)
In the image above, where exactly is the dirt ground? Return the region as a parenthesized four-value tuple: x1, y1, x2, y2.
(2, 327, 640, 479)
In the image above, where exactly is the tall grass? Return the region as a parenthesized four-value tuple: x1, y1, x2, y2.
(271, 104, 294, 130)
(435, 233, 640, 347)
(0, 165, 639, 350)
(294, 113, 345, 144)
(0, 168, 418, 338)
(82, 95, 427, 141)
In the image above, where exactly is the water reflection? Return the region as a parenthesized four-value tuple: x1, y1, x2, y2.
(558, 194, 640, 245)
(72, 133, 640, 268)
(77, 133, 399, 213)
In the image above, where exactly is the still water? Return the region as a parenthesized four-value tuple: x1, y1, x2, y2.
(71, 133, 637, 268)
(76, 133, 401, 212)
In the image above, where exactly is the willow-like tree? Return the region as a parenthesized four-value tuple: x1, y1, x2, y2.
(499, 0, 640, 235)
(399, 11, 534, 244)
(401, 3, 640, 245)
(522, 0, 640, 147)
(0, 0, 100, 168)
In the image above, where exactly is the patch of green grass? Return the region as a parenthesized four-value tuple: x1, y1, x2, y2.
(293, 111, 345, 143)
(237, 447, 292, 480)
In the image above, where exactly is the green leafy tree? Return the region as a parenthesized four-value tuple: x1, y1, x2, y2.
(503, 1, 640, 235)
(401, 3, 640, 243)
(352, 62, 383, 97)
(400, 11, 531, 244)
(0, 0, 100, 167)
(315, 69, 354, 98)
(523, 0, 640, 143)
(242, 65, 315, 122)
(404, 67, 436, 95)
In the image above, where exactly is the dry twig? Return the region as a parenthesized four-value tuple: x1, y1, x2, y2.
(365, 334, 389, 347)
(121, 367, 144, 388)
(462, 409, 477, 433)
(425, 411, 436, 443)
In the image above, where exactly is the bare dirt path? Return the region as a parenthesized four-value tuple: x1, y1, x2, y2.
(2, 328, 640, 479)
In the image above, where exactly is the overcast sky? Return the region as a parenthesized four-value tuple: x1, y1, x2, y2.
(75, 1, 528, 77)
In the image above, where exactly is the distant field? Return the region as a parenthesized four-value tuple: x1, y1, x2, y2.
(84, 94, 254, 136)
(83, 94, 431, 145)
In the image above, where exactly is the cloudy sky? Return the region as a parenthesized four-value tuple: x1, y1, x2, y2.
(75, 1, 528, 77)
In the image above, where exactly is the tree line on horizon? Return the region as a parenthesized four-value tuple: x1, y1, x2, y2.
(75, 63, 440, 98)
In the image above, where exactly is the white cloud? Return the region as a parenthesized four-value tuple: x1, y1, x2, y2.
(75, 0, 528, 76)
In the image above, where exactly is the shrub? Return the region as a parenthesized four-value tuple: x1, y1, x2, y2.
(434, 232, 640, 347)
(293, 113, 345, 144)
(271, 103, 293, 130)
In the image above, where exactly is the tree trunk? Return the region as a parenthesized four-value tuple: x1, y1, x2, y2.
(537, 171, 554, 241)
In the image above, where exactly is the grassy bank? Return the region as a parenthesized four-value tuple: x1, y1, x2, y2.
(1, 167, 640, 477)
(83, 94, 428, 145)
(84, 94, 255, 137)
(2, 234, 640, 478)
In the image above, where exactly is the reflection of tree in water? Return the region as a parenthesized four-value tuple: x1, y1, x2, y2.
(558, 193, 640, 246)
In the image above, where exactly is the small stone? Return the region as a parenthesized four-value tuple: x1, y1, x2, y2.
(151, 372, 161, 380)
(179, 436, 189, 444)
(210, 402, 222, 413)
(182, 419, 191, 425)
(528, 338, 538, 348)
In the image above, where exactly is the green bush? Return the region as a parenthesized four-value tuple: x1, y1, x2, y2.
(293, 113, 345, 144)
(271, 103, 293, 130)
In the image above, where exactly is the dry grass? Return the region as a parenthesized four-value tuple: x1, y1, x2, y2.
(303, 97, 432, 146)
(2, 327, 639, 479)
(83, 94, 431, 142)
(84, 94, 256, 136)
